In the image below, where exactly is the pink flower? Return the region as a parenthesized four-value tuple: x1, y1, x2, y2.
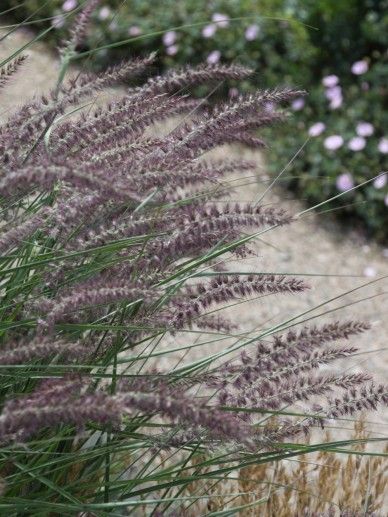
(336, 173, 354, 192)
(356, 122, 374, 137)
(207, 50, 221, 64)
(98, 6, 111, 20)
(348, 136, 366, 151)
(325, 85, 343, 109)
(166, 45, 178, 56)
(162, 31, 177, 47)
(322, 75, 339, 88)
(373, 173, 387, 189)
(325, 85, 342, 100)
(62, 0, 77, 11)
(351, 60, 368, 75)
(385, 194, 388, 207)
(324, 135, 344, 151)
(308, 122, 326, 137)
(202, 24, 217, 38)
(212, 13, 229, 28)
(291, 98, 305, 111)
(329, 96, 343, 109)
(51, 15, 65, 29)
(128, 26, 142, 36)
(245, 24, 260, 41)
(378, 138, 388, 154)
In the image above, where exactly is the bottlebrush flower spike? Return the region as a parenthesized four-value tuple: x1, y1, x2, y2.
(56, 95, 199, 159)
(237, 320, 371, 374)
(0, 162, 142, 201)
(61, 54, 156, 97)
(0, 336, 82, 365)
(261, 382, 388, 444)
(272, 321, 371, 352)
(34, 283, 160, 332)
(0, 55, 156, 159)
(134, 159, 256, 191)
(0, 378, 251, 445)
(0, 383, 122, 443)
(195, 314, 238, 333)
(222, 131, 267, 148)
(229, 346, 359, 392)
(220, 372, 372, 412)
(68, 213, 166, 251)
(214, 321, 371, 407)
(73, 96, 199, 160)
(326, 383, 388, 417)
(165, 89, 305, 160)
(171, 275, 308, 328)
(187, 203, 292, 229)
(0, 207, 53, 254)
(0, 55, 28, 90)
(65, 0, 101, 51)
(143, 63, 253, 94)
(116, 388, 251, 443)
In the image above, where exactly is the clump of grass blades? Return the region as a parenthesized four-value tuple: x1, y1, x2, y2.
(0, 2, 387, 513)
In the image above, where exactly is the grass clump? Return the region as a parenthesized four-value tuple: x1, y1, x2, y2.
(0, 3, 387, 514)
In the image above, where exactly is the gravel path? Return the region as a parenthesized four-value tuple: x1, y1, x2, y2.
(1, 27, 387, 435)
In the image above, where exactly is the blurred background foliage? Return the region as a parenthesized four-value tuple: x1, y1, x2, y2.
(2, 0, 387, 241)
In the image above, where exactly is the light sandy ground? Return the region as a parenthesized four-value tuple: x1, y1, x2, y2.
(1, 25, 387, 439)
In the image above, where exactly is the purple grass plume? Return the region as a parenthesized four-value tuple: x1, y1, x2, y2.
(0, 55, 28, 90)
(0, 38, 385, 455)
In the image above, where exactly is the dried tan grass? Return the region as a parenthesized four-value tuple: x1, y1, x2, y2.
(181, 419, 387, 516)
